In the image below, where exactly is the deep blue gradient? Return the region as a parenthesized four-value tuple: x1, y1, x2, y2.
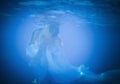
(1, 0, 120, 84)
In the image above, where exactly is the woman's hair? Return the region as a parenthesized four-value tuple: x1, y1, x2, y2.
(48, 21, 59, 37)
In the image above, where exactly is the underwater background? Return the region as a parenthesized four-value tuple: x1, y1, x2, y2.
(0, 0, 120, 84)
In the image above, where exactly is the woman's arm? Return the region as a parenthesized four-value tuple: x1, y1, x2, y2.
(26, 29, 42, 57)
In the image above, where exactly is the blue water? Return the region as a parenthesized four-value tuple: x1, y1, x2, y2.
(1, 0, 120, 84)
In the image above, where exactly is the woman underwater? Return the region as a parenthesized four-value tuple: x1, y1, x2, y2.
(26, 21, 74, 83)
